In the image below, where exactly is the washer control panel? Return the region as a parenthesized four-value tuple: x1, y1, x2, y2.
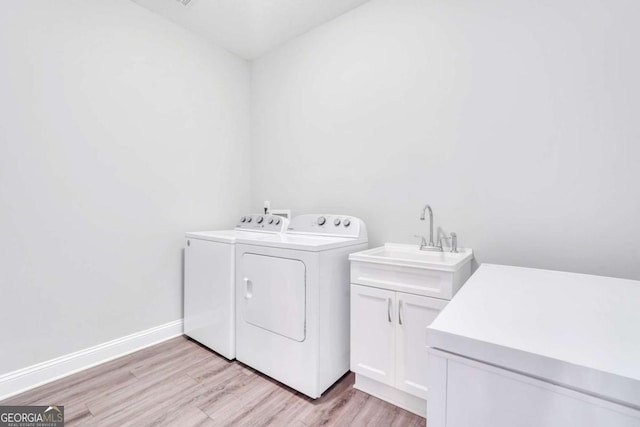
(236, 214, 289, 233)
(286, 214, 366, 239)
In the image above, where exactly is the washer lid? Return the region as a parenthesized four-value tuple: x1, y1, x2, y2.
(185, 229, 264, 244)
(236, 233, 367, 251)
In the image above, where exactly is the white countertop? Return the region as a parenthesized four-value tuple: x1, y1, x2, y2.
(427, 264, 640, 409)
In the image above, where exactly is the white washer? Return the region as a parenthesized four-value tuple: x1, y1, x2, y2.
(235, 214, 368, 398)
(184, 214, 288, 359)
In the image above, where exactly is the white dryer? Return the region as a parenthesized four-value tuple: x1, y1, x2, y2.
(235, 214, 368, 398)
(184, 214, 288, 360)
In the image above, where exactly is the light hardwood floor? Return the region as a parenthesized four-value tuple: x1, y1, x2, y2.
(1, 336, 426, 426)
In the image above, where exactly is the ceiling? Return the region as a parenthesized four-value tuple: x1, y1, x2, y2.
(131, 0, 372, 59)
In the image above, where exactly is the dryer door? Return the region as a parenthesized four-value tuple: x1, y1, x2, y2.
(240, 253, 306, 342)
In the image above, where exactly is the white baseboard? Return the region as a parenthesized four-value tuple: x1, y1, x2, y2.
(0, 319, 184, 401)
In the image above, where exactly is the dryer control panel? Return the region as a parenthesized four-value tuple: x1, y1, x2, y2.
(236, 214, 289, 233)
(286, 214, 367, 239)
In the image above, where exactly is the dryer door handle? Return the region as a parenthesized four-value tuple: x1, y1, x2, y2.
(244, 277, 253, 299)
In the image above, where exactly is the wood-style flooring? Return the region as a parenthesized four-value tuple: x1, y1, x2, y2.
(1, 336, 426, 426)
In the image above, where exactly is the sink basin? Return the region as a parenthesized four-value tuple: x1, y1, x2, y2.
(351, 243, 473, 272)
(349, 243, 474, 299)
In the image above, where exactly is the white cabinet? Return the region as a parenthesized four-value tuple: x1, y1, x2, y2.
(427, 265, 640, 427)
(428, 349, 640, 427)
(349, 244, 472, 418)
(351, 284, 447, 414)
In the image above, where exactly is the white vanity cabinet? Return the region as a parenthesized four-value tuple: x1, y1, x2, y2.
(349, 244, 473, 417)
(351, 285, 447, 400)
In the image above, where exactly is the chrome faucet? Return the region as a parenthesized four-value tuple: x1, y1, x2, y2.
(419, 204, 442, 252)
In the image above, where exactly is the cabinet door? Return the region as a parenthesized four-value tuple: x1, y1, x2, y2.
(396, 293, 448, 399)
(351, 284, 396, 385)
(446, 357, 640, 427)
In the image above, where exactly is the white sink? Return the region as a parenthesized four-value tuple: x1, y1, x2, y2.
(349, 243, 474, 299)
(350, 243, 473, 272)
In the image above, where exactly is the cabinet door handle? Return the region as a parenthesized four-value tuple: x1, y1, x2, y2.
(398, 299, 403, 325)
(387, 298, 392, 323)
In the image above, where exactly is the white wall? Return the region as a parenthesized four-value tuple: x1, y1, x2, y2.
(251, 0, 640, 280)
(0, 0, 251, 374)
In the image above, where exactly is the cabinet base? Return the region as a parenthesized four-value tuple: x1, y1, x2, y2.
(353, 374, 426, 418)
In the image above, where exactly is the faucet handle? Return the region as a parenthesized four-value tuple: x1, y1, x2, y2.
(440, 232, 459, 253)
(414, 234, 427, 248)
(450, 232, 458, 253)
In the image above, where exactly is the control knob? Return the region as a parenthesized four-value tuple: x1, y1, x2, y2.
(241, 217, 246, 223)
(317, 216, 326, 226)
(334, 218, 341, 226)
(268, 218, 274, 224)
(257, 216, 264, 224)
(343, 218, 351, 227)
